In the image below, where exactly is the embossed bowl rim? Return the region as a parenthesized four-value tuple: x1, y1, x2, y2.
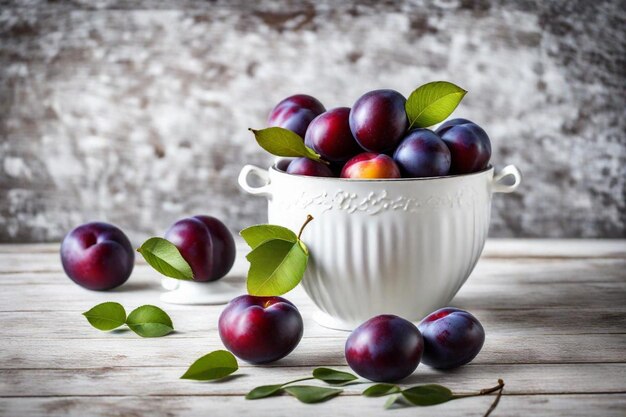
(271, 159, 494, 182)
(240, 161, 522, 196)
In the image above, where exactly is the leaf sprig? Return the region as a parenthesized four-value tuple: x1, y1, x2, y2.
(246, 368, 359, 403)
(241, 215, 314, 296)
(365, 379, 505, 415)
(82, 302, 174, 337)
(251, 81, 467, 163)
(245, 367, 504, 415)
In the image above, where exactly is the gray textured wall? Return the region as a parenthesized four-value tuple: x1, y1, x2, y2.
(1, 0, 625, 243)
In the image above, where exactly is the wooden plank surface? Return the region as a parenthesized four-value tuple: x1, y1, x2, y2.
(0, 240, 625, 417)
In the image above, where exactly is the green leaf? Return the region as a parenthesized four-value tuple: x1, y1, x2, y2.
(362, 383, 401, 397)
(312, 368, 358, 385)
(384, 393, 402, 409)
(240, 224, 297, 250)
(137, 237, 194, 280)
(82, 302, 126, 331)
(181, 350, 238, 381)
(250, 127, 326, 163)
(126, 305, 174, 337)
(283, 385, 342, 404)
(246, 238, 308, 296)
(405, 81, 467, 129)
(245, 384, 284, 400)
(401, 384, 454, 406)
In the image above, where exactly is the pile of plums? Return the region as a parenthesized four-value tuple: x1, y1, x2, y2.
(345, 309, 485, 382)
(61, 220, 484, 381)
(216, 295, 485, 382)
(60, 216, 236, 291)
(268, 92, 492, 179)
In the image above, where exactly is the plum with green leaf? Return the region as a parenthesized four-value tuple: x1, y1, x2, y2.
(165, 215, 235, 282)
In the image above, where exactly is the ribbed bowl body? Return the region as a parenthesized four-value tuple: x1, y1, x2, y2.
(262, 165, 494, 330)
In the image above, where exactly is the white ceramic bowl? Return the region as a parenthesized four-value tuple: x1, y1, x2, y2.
(239, 161, 521, 330)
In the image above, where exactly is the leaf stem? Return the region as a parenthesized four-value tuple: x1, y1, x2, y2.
(282, 377, 314, 387)
(452, 379, 505, 399)
(297, 215, 314, 240)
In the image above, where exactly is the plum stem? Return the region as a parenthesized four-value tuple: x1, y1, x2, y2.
(453, 379, 504, 399)
(297, 215, 314, 240)
(482, 380, 505, 417)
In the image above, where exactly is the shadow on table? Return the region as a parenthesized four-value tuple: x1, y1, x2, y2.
(111, 282, 156, 292)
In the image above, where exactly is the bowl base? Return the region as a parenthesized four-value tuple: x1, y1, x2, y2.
(312, 310, 356, 332)
(160, 278, 242, 305)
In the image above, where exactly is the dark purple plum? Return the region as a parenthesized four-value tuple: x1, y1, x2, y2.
(393, 129, 451, 177)
(219, 295, 304, 364)
(304, 107, 362, 162)
(418, 307, 485, 369)
(435, 119, 491, 174)
(286, 157, 334, 177)
(345, 314, 424, 382)
(60, 222, 134, 291)
(165, 215, 236, 282)
(349, 89, 408, 153)
(267, 94, 326, 138)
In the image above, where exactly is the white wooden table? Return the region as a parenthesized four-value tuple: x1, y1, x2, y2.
(1, 239, 625, 416)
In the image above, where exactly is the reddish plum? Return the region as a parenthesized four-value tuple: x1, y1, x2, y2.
(393, 129, 451, 177)
(218, 295, 304, 364)
(304, 107, 362, 162)
(418, 307, 485, 369)
(267, 94, 325, 138)
(345, 314, 424, 382)
(349, 89, 408, 152)
(340, 152, 401, 179)
(165, 215, 235, 282)
(286, 157, 334, 177)
(60, 222, 134, 291)
(435, 118, 491, 174)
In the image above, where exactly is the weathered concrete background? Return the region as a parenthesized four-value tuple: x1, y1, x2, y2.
(1, 0, 625, 242)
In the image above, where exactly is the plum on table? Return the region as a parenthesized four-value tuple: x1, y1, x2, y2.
(418, 307, 485, 369)
(345, 314, 424, 382)
(60, 222, 134, 291)
(218, 295, 304, 364)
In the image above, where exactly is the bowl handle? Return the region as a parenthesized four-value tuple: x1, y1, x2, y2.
(492, 165, 522, 193)
(238, 165, 272, 198)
